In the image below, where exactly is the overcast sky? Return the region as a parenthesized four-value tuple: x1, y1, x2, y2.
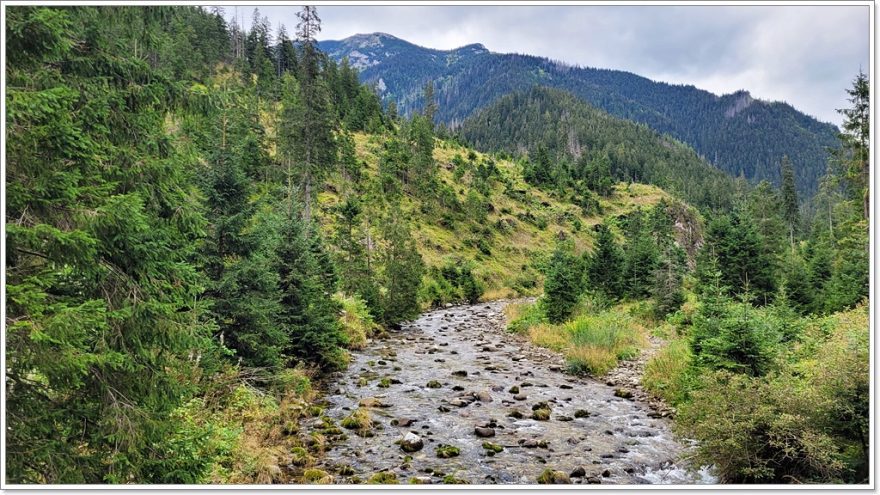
(222, 4, 870, 126)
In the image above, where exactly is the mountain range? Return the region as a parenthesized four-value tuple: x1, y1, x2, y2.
(319, 33, 840, 197)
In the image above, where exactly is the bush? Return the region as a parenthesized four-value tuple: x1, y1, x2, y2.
(335, 293, 381, 350)
(676, 305, 868, 483)
(677, 371, 846, 483)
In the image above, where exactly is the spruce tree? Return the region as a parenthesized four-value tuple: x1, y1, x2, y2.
(780, 155, 800, 247)
(380, 207, 425, 325)
(588, 222, 625, 299)
(276, 203, 346, 370)
(542, 241, 583, 323)
(5, 6, 217, 481)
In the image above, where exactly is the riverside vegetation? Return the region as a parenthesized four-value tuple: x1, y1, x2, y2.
(5, 5, 869, 485)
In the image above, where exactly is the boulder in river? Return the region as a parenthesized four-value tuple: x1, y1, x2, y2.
(452, 370, 468, 377)
(614, 388, 634, 399)
(570, 466, 586, 478)
(358, 397, 387, 408)
(474, 426, 496, 438)
(435, 444, 460, 458)
(400, 432, 423, 453)
(513, 393, 527, 401)
(531, 408, 551, 421)
(391, 418, 414, 427)
(537, 469, 571, 484)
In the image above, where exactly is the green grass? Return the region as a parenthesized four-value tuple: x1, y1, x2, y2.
(642, 338, 693, 405)
(507, 298, 648, 376)
(315, 133, 674, 307)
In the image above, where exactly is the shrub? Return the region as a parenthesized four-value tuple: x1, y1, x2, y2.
(335, 293, 381, 350)
(677, 371, 846, 483)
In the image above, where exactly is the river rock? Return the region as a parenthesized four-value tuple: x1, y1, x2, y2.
(570, 466, 586, 478)
(391, 418, 414, 427)
(476, 390, 492, 402)
(514, 393, 527, 401)
(474, 427, 496, 438)
(452, 370, 468, 377)
(614, 388, 634, 399)
(359, 397, 387, 408)
(400, 432, 423, 453)
(537, 469, 571, 484)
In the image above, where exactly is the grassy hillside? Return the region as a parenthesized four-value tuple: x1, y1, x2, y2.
(314, 132, 678, 303)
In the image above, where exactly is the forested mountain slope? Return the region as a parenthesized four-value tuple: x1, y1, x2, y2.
(319, 33, 840, 197)
(457, 87, 739, 210)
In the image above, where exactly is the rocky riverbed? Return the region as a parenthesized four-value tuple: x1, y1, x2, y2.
(303, 300, 716, 485)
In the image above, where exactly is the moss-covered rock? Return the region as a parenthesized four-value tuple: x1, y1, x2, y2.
(435, 444, 461, 458)
(537, 469, 571, 484)
(302, 468, 333, 484)
(367, 472, 399, 484)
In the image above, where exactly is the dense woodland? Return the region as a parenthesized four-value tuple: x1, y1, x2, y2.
(4, 5, 871, 485)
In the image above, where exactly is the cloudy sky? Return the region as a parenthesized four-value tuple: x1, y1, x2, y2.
(222, 4, 870, 125)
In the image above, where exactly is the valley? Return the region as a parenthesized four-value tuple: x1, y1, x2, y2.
(4, 5, 869, 487)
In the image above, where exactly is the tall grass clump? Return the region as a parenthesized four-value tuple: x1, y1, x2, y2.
(505, 301, 546, 333)
(563, 311, 646, 375)
(642, 338, 694, 404)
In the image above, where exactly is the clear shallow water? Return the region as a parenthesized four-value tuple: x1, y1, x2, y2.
(308, 300, 716, 485)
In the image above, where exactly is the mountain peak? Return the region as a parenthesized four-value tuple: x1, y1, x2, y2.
(455, 42, 488, 53)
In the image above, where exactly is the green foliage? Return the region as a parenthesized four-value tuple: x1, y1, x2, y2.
(459, 87, 740, 210)
(642, 338, 694, 405)
(5, 6, 219, 482)
(506, 301, 547, 334)
(379, 208, 425, 325)
(697, 211, 777, 304)
(541, 241, 584, 323)
(588, 222, 624, 299)
(621, 210, 661, 299)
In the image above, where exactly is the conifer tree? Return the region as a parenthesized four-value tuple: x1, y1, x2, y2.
(588, 222, 625, 299)
(542, 241, 583, 323)
(780, 155, 800, 247)
(6, 7, 217, 481)
(380, 207, 425, 325)
(276, 202, 346, 370)
(293, 5, 336, 221)
(837, 71, 869, 221)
